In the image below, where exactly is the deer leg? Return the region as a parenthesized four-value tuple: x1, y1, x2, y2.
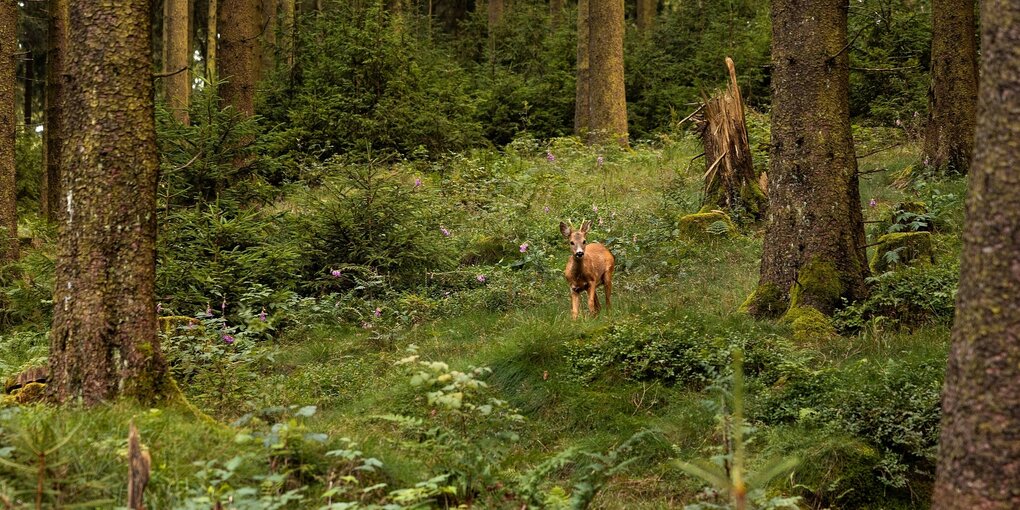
(587, 285, 599, 317)
(603, 269, 613, 311)
(570, 290, 581, 320)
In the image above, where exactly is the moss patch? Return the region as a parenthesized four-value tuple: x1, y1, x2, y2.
(789, 258, 844, 313)
(741, 282, 787, 318)
(783, 306, 838, 343)
(676, 211, 737, 240)
(869, 232, 934, 273)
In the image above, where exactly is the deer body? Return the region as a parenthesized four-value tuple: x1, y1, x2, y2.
(561, 221, 615, 320)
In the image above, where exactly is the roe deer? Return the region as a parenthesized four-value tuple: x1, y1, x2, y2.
(560, 220, 615, 320)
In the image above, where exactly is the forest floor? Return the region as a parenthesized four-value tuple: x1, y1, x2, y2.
(0, 127, 965, 509)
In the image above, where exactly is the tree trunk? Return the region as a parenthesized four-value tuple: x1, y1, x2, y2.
(573, 0, 590, 136)
(636, 0, 654, 32)
(42, 0, 67, 224)
(549, 0, 563, 26)
(260, 0, 278, 78)
(0, 0, 15, 263)
(587, 0, 628, 145)
(743, 0, 868, 319)
(207, 0, 217, 78)
(47, 0, 170, 405)
(281, 0, 294, 76)
(22, 51, 32, 128)
(163, 0, 191, 124)
(488, 0, 503, 29)
(931, 2, 1020, 507)
(922, 0, 977, 175)
(218, 0, 259, 117)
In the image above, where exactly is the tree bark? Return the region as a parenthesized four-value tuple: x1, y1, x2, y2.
(922, 0, 977, 175)
(549, 0, 563, 26)
(573, 0, 590, 136)
(218, 0, 259, 117)
(931, 2, 1020, 507)
(22, 51, 32, 127)
(207, 0, 217, 78)
(163, 0, 191, 124)
(0, 0, 15, 263)
(42, 0, 67, 224)
(488, 0, 504, 29)
(636, 0, 654, 32)
(586, 0, 628, 145)
(47, 0, 170, 405)
(281, 0, 294, 76)
(744, 0, 868, 318)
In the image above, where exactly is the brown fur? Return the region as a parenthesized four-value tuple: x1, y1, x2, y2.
(560, 220, 615, 320)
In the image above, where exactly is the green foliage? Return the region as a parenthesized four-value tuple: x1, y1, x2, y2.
(833, 264, 958, 332)
(14, 132, 42, 213)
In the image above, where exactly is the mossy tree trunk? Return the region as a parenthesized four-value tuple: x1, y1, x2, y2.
(260, 0, 278, 78)
(219, 0, 259, 117)
(931, 2, 1020, 506)
(0, 0, 15, 263)
(636, 0, 654, 32)
(163, 0, 191, 124)
(744, 0, 868, 318)
(586, 0, 628, 145)
(42, 0, 67, 224)
(47, 0, 170, 405)
(574, 0, 590, 136)
(549, 0, 563, 26)
(923, 0, 977, 175)
(206, 0, 217, 78)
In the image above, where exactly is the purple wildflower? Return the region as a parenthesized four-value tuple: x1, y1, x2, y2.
(221, 299, 227, 312)
(869, 199, 877, 208)
(543, 206, 550, 213)
(440, 226, 451, 237)
(205, 303, 213, 316)
(596, 156, 604, 166)
(222, 334, 235, 344)
(477, 274, 487, 283)
(259, 308, 267, 322)
(331, 269, 342, 278)
(519, 243, 529, 253)
(156, 303, 163, 314)
(592, 204, 598, 213)
(414, 177, 422, 188)
(546, 152, 556, 162)
(374, 307, 382, 318)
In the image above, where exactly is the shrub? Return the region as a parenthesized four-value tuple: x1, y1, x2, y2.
(833, 263, 957, 332)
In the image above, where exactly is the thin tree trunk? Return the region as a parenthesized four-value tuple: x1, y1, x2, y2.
(42, 0, 67, 224)
(922, 0, 977, 175)
(587, 0, 628, 145)
(281, 0, 294, 76)
(163, 0, 191, 123)
(574, 0, 589, 136)
(48, 0, 170, 405)
(488, 0, 503, 29)
(549, 0, 563, 26)
(260, 0, 278, 77)
(207, 0, 217, 78)
(218, 0, 259, 117)
(744, 0, 868, 318)
(0, 0, 15, 263)
(636, 0, 654, 31)
(931, 1, 1020, 507)
(22, 51, 31, 127)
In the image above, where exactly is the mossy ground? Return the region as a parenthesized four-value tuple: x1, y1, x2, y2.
(0, 136, 963, 509)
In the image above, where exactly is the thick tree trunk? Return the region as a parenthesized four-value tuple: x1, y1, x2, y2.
(42, 0, 67, 224)
(923, 0, 977, 175)
(218, 0, 259, 117)
(574, 0, 590, 136)
(636, 0, 654, 31)
(0, 0, 15, 263)
(260, 0, 278, 78)
(744, 0, 868, 318)
(207, 0, 217, 78)
(587, 0, 628, 145)
(47, 0, 170, 405)
(163, 0, 191, 124)
(931, 2, 1020, 507)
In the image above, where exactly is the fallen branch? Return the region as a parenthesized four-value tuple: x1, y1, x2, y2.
(153, 66, 188, 79)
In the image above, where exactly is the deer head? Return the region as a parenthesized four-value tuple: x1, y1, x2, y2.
(560, 220, 592, 259)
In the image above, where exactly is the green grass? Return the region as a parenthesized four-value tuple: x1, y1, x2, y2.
(0, 131, 959, 509)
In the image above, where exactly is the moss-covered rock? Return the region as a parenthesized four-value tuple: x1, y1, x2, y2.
(11, 382, 47, 404)
(789, 258, 845, 313)
(869, 232, 934, 273)
(460, 234, 515, 265)
(741, 282, 788, 318)
(676, 211, 737, 240)
(784, 306, 838, 343)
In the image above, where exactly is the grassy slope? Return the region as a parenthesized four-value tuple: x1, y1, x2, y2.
(0, 130, 964, 508)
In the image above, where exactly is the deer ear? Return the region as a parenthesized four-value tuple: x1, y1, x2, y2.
(579, 220, 592, 233)
(559, 221, 572, 239)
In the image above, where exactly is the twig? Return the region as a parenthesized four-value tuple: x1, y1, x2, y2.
(857, 142, 903, 159)
(170, 152, 202, 172)
(858, 167, 888, 176)
(677, 103, 706, 127)
(859, 240, 885, 250)
(829, 24, 869, 61)
(851, 64, 920, 72)
(153, 66, 188, 79)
